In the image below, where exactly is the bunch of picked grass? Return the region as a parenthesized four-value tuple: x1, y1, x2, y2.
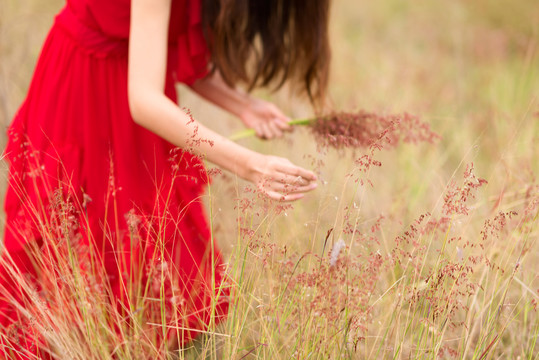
(230, 110, 440, 150)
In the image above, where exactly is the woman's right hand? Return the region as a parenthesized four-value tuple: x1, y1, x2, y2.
(245, 154, 318, 201)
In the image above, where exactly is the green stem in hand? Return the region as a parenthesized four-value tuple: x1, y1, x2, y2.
(229, 118, 313, 141)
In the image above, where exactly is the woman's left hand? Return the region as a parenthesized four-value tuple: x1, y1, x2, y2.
(239, 98, 292, 139)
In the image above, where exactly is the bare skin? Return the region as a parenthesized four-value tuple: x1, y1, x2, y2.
(190, 71, 292, 139)
(128, 0, 317, 202)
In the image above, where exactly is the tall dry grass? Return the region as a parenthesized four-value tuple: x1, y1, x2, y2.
(1, 0, 538, 359)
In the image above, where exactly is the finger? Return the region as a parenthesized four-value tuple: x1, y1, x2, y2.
(268, 181, 318, 194)
(276, 163, 317, 181)
(279, 174, 313, 186)
(268, 121, 283, 138)
(256, 174, 313, 189)
(259, 172, 312, 187)
(272, 112, 291, 130)
(254, 124, 264, 138)
(274, 116, 292, 131)
(266, 104, 291, 130)
(265, 190, 305, 202)
(261, 122, 273, 139)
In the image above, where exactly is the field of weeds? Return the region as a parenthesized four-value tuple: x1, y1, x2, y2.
(0, 0, 538, 359)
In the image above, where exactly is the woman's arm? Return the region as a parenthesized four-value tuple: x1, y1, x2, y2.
(190, 72, 291, 139)
(128, 0, 317, 201)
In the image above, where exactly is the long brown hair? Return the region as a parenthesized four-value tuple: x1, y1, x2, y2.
(202, 0, 331, 105)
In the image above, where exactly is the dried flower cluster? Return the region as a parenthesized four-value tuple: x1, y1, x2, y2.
(309, 110, 441, 150)
(442, 163, 488, 216)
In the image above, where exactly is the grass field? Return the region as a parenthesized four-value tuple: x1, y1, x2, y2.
(0, 0, 538, 359)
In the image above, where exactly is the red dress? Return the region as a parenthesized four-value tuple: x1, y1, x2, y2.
(0, 0, 228, 358)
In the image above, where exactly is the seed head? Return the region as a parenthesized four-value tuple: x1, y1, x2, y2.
(309, 110, 440, 150)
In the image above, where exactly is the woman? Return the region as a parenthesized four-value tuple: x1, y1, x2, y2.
(0, 0, 330, 358)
